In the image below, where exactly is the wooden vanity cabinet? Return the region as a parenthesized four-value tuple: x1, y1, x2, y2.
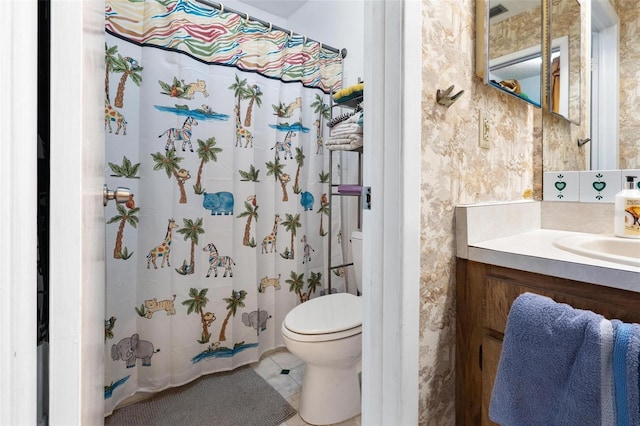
(455, 259, 640, 426)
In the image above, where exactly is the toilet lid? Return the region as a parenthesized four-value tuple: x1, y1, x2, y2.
(283, 293, 362, 335)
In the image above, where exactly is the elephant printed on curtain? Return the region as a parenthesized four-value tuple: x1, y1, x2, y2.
(111, 333, 159, 368)
(242, 310, 272, 332)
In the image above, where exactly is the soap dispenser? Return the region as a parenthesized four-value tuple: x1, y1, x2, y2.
(614, 175, 640, 238)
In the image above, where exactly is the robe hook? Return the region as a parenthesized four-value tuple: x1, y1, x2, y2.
(436, 85, 464, 107)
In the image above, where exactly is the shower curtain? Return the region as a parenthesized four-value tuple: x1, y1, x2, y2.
(103, 0, 345, 415)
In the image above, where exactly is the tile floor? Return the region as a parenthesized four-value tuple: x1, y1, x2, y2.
(250, 348, 361, 426)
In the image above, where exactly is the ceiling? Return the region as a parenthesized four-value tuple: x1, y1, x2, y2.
(490, 0, 539, 24)
(235, 0, 308, 19)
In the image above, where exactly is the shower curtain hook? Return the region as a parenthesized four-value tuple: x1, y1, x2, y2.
(303, 35, 307, 45)
(290, 30, 294, 39)
(219, 3, 224, 13)
(245, 12, 249, 23)
(268, 22, 272, 31)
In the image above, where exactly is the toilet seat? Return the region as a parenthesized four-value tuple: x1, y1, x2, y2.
(282, 293, 362, 342)
(282, 323, 362, 342)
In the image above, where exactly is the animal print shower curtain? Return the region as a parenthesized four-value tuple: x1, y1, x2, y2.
(103, 0, 345, 415)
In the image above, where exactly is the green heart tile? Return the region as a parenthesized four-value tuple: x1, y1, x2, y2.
(593, 181, 606, 192)
(554, 181, 566, 191)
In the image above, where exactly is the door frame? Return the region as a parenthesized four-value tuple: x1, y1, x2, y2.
(362, 1, 421, 424)
(0, 1, 39, 424)
(47, 0, 106, 424)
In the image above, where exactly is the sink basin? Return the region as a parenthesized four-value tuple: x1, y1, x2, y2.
(553, 234, 640, 267)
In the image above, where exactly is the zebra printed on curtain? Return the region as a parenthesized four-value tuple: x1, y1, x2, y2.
(103, 0, 345, 415)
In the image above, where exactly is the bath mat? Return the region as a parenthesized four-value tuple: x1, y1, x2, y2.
(105, 366, 296, 426)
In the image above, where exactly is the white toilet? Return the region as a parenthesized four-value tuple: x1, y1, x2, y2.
(281, 231, 363, 425)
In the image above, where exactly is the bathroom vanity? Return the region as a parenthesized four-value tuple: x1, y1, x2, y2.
(455, 201, 640, 425)
(456, 260, 640, 425)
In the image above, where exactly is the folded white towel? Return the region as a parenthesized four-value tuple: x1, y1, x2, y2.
(330, 124, 362, 137)
(326, 134, 363, 145)
(326, 143, 362, 151)
(326, 134, 363, 151)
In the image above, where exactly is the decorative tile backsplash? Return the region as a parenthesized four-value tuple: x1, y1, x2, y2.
(544, 169, 640, 202)
(578, 170, 621, 203)
(543, 171, 579, 201)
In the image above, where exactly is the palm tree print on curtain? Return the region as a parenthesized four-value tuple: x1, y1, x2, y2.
(280, 213, 302, 260)
(105, 43, 119, 103)
(193, 137, 223, 194)
(107, 156, 140, 260)
(237, 195, 259, 247)
(292, 147, 305, 194)
(109, 156, 140, 179)
(151, 150, 190, 204)
(286, 270, 322, 303)
(317, 172, 330, 236)
(175, 217, 205, 275)
(311, 94, 330, 154)
(107, 204, 139, 260)
(244, 84, 263, 127)
(182, 288, 213, 344)
(103, 0, 345, 416)
(266, 158, 291, 202)
(111, 53, 143, 108)
(218, 290, 247, 342)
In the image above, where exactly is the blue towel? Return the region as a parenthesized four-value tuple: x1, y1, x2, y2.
(489, 292, 605, 426)
(614, 321, 632, 425)
(627, 324, 640, 426)
(612, 321, 640, 426)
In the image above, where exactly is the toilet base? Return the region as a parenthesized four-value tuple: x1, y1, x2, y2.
(298, 363, 361, 425)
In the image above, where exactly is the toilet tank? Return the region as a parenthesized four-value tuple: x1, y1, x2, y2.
(350, 231, 363, 293)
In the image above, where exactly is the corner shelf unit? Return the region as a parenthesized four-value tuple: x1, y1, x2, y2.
(327, 93, 363, 293)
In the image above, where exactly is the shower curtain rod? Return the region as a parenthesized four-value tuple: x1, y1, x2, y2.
(194, 0, 347, 58)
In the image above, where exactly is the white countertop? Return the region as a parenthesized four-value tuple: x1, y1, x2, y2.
(463, 229, 640, 292)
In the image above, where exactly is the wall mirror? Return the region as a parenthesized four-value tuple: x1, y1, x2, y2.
(542, 0, 636, 174)
(548, 0, 581, 123)
(476, 0, 543, 108)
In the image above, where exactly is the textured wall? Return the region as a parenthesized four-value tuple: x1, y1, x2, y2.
(420, 0, 537, 423)
(489, 6, 542, 60)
